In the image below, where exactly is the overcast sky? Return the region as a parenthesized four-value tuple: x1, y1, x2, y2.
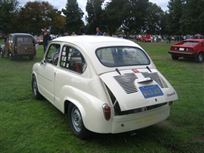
(19, 0, 169, 12)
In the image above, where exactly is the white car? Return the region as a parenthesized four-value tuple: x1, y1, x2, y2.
(32, 36, 178, 138)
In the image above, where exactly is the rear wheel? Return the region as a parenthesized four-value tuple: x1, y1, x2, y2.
(68, 104, 90, 139)
(32, 75, 43, 99)
(195, 53, 203, 63)
(171, 54, 179, 60)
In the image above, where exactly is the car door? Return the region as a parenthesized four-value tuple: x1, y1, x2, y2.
(38, 43, 61, 103)
(53, 45, 87, 111)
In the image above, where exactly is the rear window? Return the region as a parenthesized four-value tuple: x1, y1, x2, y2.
(96, 47, 150, 67)
(17, 36, 33, 44)
(183, 41, 199, 45)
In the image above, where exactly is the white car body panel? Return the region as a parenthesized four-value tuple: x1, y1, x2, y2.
(32, 36, 178, 134)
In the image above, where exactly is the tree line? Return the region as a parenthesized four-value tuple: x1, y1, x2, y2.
(0, 0, 204, 36)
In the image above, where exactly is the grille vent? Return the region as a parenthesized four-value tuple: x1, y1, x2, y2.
(114, 73, 138, 94)
(142, 72, 164, 88)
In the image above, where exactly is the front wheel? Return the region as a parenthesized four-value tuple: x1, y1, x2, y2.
(195, 53, 203, 63)
(32, 75, 43, 99)
(68, 104, 90, 139)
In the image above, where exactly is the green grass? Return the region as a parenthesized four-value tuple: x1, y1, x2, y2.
(0, 42, 204, 153)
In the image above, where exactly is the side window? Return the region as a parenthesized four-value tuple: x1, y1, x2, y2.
(45, 44, 60, 66)
(60, 45, 86, 74)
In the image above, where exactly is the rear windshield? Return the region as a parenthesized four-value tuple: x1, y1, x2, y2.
(16, 36, 33, 44)
(183, 41, 199, 45)
(96, 47, 150, 67)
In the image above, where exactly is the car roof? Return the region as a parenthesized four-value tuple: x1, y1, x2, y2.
(52, 35, 153, 74)
(10, 33, 34, 37)
(185, 39, 204, 42)
(53, 35, 139, 48)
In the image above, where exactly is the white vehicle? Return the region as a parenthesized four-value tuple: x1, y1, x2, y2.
(32, 36, 178, 138)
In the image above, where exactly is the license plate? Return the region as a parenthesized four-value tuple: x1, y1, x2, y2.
(139, 85, 163, 98)
(179, 48, 185, 51)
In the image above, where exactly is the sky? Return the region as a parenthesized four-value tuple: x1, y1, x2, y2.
(19, 0, 169, 13)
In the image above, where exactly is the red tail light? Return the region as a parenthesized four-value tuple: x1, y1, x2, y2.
(102, 103, 111, 120)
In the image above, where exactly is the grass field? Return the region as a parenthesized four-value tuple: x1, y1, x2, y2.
(0, 42, 204, 153)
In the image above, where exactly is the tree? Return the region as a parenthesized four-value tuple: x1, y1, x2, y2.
(122, 0, 149, 34)
(180, 0, 204, 34)
(86, 0, 105, 34)
(0, 0, 18, 33)
(17, 1, 65, 35)
(104, 0, 128, 35)
(63, 0, 84, 34)
(144, 2, 164, 34)
(167, 0, 184, 34)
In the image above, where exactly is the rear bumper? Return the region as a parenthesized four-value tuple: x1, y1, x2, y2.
(111, 104, 170, 133)
(169, 51, 196, 57)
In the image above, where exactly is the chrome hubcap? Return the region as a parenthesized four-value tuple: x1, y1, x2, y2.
(71, 107, 82, 132)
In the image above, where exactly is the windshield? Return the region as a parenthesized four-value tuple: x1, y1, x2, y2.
(183, 41, 198, 45)
(96, 47, 150, 67)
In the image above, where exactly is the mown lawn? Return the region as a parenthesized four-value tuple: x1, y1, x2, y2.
(0, 41, 204, 153)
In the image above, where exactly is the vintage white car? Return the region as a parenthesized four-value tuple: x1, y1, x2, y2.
(32, 36, 178, 138)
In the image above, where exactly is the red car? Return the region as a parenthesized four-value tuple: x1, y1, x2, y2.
(136, 34, 152, 42)
(169, 39, 204, 62)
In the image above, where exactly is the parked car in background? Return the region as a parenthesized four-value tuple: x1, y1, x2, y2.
(169, 39, 204, 62)
(32, 36, 178, 138)
(136, 34, 152, 42)
(1, 33, 36, 60)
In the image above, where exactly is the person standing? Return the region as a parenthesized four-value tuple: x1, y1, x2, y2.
(96, 27, 103, 36)
(42, 28, 51, 52)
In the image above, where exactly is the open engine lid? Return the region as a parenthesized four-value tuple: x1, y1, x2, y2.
(100, 68, 176, 111)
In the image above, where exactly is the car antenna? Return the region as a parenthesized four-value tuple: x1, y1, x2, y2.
(146, 66, 152, 72)
(115, 68, 121, 75)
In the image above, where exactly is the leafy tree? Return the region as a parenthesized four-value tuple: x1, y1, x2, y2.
(144, 2, 164, 34)
(0, 0, 18, 33)
(104, 0, 128, 35)
(167, 0, 184, 34)
(122, 0, 149, 34)
(63, 0, 84, 34)
(180, 0, 204, 34)
(17, 1, 57, 34)
(86, 0, 105, 34)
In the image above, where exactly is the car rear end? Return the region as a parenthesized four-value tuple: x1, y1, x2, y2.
(92, 45, 178, 133)
(169, 40, 203, 60)
(15, 34, 36, 58)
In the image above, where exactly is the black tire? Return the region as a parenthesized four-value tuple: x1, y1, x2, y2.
(195, 53, 203, 63)
(32, 75, 43, 99)
(68, 103, 90, 139)
(171, 54, 179, 60)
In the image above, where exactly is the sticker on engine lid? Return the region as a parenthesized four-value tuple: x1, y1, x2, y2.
(139, 85, 164, 98)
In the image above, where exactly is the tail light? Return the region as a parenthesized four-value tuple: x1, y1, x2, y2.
(102, 103, 111, 120)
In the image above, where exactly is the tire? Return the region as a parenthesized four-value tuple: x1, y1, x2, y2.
(195, 53, 203, 63)
(68, 104, 90, 139)
(32, 75, 43, 99)
(171, 55, 179, 60)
